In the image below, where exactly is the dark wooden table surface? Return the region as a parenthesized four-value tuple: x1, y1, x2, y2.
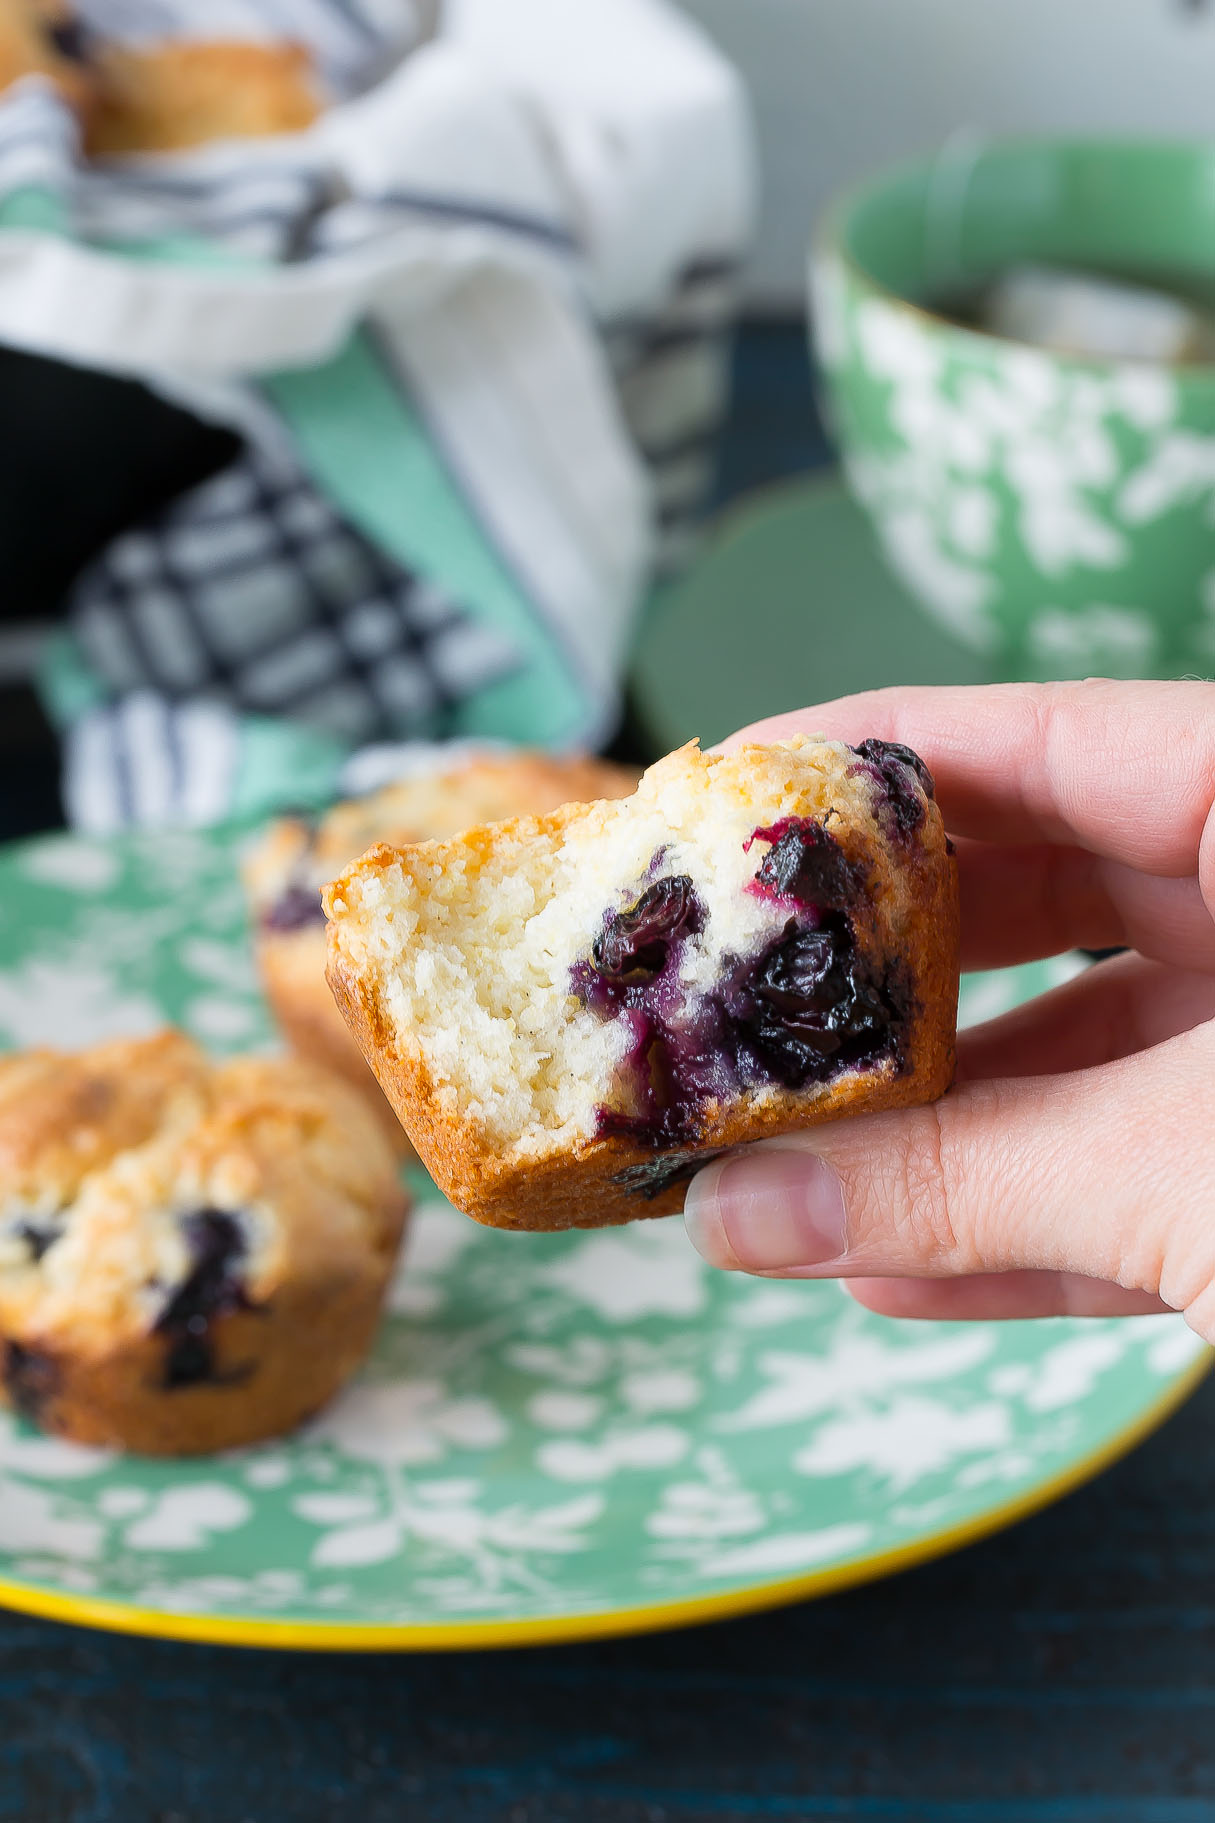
(5, 1373, 1214, 1822)
(3, 326, 1213, 1822)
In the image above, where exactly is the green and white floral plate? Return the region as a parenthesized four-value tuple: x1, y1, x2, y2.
(0, 825, 1207, 1649)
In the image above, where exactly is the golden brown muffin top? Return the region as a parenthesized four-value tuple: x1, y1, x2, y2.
(0, 1032, 405, 1349)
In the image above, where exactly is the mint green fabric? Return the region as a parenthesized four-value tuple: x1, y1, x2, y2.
(0, 188, 69, 234)
(227, 715, 350, 821)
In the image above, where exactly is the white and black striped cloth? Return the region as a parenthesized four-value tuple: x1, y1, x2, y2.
(606, 255, 741, 580)
(0, 0, 753, 830)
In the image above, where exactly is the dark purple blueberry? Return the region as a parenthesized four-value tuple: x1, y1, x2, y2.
(850, 738, 935, 836)
(724, 917, 896, 1088)
(162, 1339, 254, 1392)
(261, 884, 324, 933)
(854, 738, 935, 797)
(47, 16, 90, 61)
(3, 1342, 58, 1422)
(154, 1209, 252, 1391)
(161, 1335, 210, 1389)
(611, 1148, 724, 1200)
(576, 848, 907, 1155)
(593, 875, 704, 980)
(748, 817, 859, 908)
(13, 1220, 61, 1265)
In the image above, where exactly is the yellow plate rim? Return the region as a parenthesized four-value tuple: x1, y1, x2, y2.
(0, 1344, 1207, 1652)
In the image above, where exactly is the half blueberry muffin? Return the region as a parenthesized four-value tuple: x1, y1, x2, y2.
(323, 737, 959, 1232)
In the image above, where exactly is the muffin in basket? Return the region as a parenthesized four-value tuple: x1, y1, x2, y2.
(0, 3, 323, 152)
(86, 37, 322, 157)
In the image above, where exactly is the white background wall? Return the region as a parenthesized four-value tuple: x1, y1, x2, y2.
(675, 1, 1215, 308)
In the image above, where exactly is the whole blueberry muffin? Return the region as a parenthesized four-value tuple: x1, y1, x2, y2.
(323, 737, 960, 1232)
(0, 1033, 408, 1454)
(243, 751, 639, 1154)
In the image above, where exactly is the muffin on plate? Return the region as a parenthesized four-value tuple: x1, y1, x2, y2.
(0, 1032, 408, 1455)
(324, 737, 960, 1232)
(243, 751, 639, 1152)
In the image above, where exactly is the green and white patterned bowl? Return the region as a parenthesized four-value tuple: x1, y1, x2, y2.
(0, 824, 1207, 1649)
(812, 139, 1215, 679)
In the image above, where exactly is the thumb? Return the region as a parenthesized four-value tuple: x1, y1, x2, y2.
(683, 1024, 1215, 1337)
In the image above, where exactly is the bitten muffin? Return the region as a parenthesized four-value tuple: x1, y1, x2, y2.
(243, 751, 639, 1152)
(86, 37, 321, 156)
(324, 737, 960, 1233)
(0, 1033, 408, 1455)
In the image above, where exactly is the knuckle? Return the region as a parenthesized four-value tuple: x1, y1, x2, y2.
(856, 1102, 972, 1272)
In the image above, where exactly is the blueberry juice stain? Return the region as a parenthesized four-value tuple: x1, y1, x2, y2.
(573, 821, 905, 1175)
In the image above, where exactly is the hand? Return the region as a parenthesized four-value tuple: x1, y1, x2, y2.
(683, 679, 1215, 1340)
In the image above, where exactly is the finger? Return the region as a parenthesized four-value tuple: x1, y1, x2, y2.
(724, 680, 1215, 889)
(955, 839, 1215, 973)
(844, 1272, 1172, 1322)
(683, 1020, 1215, 1340)
(957, 952, 1215, 1080)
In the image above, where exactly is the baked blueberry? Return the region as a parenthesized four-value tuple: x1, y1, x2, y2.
(723, 918, 898, 1088)
(850, 737, 936, 835)
(611, 1149, 725, 1200)
(262, 883, 325, 933)
(748, 816, 860, 907)
(47, 17, 90, 62)
(13, 1219, 61, 1265)
(593, 875, 704, 981)
(3, 1342, 57, 1423)
(155, 1209, 252, 1390)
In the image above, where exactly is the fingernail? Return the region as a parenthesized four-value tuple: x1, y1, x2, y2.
(684, 1147, 848, 1272)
